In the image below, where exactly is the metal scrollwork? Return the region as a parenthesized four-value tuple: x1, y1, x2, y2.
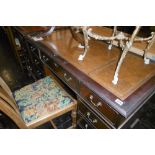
(71, 26, 155, 85)
(29, 26, 55, 41)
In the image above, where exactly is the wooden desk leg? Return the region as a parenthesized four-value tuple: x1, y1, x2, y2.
(71, 105, 77, 128)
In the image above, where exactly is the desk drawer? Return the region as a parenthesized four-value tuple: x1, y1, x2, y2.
(41, 52, 78, 92)
(78, 100, 109, 129)
(77, 115, 93, 129)
(59, 69, 78, 92)
(80, 84, 124, 127)
(32, 52, 42, 66)
(28, 43, 40, 58)
(40, 52, 63, 74)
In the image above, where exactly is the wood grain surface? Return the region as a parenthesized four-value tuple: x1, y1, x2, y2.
(41, 28, 155, 100)
(42, 29, 121, 74)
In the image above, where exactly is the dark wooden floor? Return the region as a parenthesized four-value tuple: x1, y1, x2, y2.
(0, 27, 155, 129)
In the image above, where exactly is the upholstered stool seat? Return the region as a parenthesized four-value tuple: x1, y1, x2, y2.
(13, 76, 75, 126)
(0, 76, 77, 128)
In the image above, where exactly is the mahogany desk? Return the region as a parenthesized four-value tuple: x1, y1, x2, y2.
(10, 27, 155, 128)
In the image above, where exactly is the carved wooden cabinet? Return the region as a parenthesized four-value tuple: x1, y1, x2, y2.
(5, 27, 30, 72)
(25, 41, 45, 79)
(8, 28, 45, 80)
(8, 27, 155, 129)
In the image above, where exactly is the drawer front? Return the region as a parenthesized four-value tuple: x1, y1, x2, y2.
(80, 84, 124, 127)
(28, 42, 40, 58)
(29, 52, 45, 79)
(33, 65, 45, 79)
(40, 52, 78, 92)
(32, 52, 44, 70)
(78, 100, 109, 129)
(77, 115, 94, 129)
(40, 52, 64, 75)
(59, 69, 78, 92)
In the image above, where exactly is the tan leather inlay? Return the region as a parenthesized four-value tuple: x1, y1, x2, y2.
(42, 29, 120, 74)
(89, 53, 155, 100)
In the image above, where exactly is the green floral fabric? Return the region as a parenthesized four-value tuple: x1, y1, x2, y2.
(13, 76, 73, 124)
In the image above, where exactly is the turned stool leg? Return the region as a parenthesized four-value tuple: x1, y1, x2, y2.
(71, 105, 77, 128)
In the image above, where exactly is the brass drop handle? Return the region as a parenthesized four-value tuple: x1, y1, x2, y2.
(43, 55, 49, 61)
(89, 95, 102, 107)
(28, 66, 32, 71)
(64, 73, 72, 82)
(54, 63, 58, 68)
(86, 112, 98, 124)
(34, 59, 39, 65)
(85, 124, 88, 129)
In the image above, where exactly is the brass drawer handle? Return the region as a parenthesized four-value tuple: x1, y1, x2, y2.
(89, 95, 102, 107)
(34, 59, 39, 65)
(43, 55, 49, 62)
(64, 73, 72, 82)
(85, 124, 88, 129)
(54, 63, 59, 68)
(87, 112, 98, 124)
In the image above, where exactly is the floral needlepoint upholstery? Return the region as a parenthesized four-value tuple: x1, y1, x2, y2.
(13, 76, 74, 124)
